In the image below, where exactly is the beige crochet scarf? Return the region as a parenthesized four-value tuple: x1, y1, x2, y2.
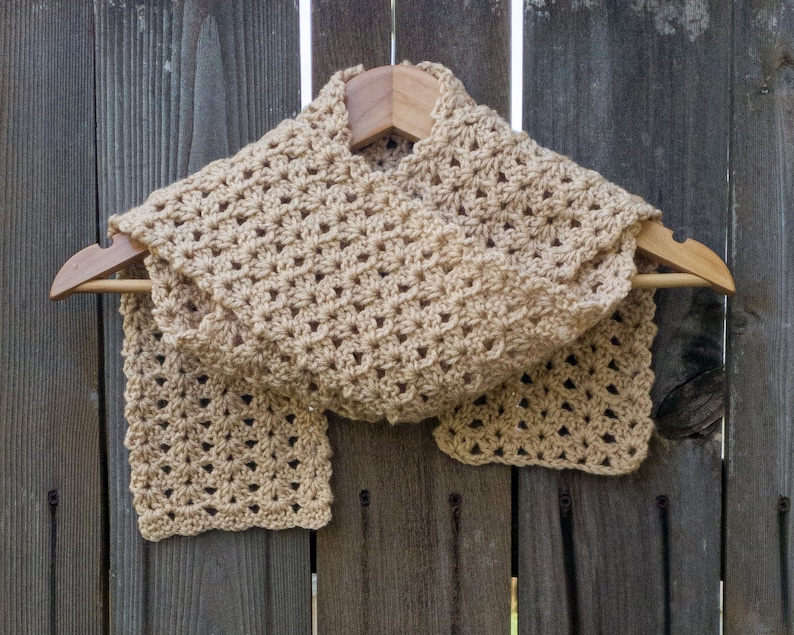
(111, 62, 661, 541)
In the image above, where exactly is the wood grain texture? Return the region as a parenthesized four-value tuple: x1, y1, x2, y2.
(0, 1, 103, 633)
(317, 416, 511, 634)
(94, 2, 309, 633)
(312, 11, 513, 633)
(519, 436, 720, 633)
(396, 0, 511, 119)
(520, 1, 727, 631)
(311, 0, 392, 93)
(724, 1, 794, 632)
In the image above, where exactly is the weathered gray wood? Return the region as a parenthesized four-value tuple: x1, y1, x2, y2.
(313, 8, 513, 634)
(520, 437, 721, 633)
(396, 0, 511, 119)
(94, 2, 309, 633)
(724, 1, 794, 632)
(317, 416, 512, 634)
(520, 2, 727, 632)
(311, 0, 392, 92)
(0, 1, 104, 633)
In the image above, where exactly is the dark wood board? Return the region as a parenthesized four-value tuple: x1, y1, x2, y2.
(724, 1, 794, 632)
(317, 416, 512, 634)
(0, 1, 104, 633)
(94, 2, 310, 633)
(311, 0, 392, 93)
(313, 7, 513, 634)
(396, 0, 511, 119)
(519, 2, 728, 631)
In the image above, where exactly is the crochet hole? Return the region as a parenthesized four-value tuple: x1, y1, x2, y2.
(204, 507, 218, 516)
(243, 418, 254, 426)
(611, 336, 621, 346)
(589, 203, 601, 211)
(497, 171, 507, 183)
(542, 190, 553, 199)
(157, 399, 168, 408)
(605, 409, 618, 419)
(167, 512, 175, 520)
(246, 461, 257, 471)
(612, 311, 624, 323)
(397, 382, 407, 394)
(245, 440, 258, 448)
(164, 489, 173, 499)
(288, 436, 298, 447)
(158, 422, 169, 430)
(162, 465, 172, 474)
(204, 487, 217, 495)
(202, 442, 213, 451)
(288, 459, 301, 469)
(249, 505, 260, 513)
(199, 398, 211, 408)
(571, 218, 581, 228)
(503, 222, 514, 231)
(458, 205, 467, 216)
(602, 433, 617, 444)
(517, 447, 528, 456)
(450, 157, 460, 168)
(291, 503, 302, 513)
(561, 402, 573, 412)
(473, 395, 487, 406)
(291, 482, 300, 490)
(520, 373, 532, 385)
(518, 398, 529, 409)
(470, 443, 483, 455)
(565, 354, 578, 366)
(202, 464, 213, 473)
(607, 384, 619, 395)
(563, 379, 576, 389)
(517, 420, 527, 430)
(608, 360, 619, 371)
(469, 419, 484, 429)
(155, 377, 166, 387)
(249, 484, 260, 492)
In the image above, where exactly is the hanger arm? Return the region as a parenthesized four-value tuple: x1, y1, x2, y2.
(49, 233, 147, 301)
(636, 220, 734, 296)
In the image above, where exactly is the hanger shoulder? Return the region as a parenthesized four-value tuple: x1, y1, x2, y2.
(635, 220, 735, 296)
(49, 233, 147, 301)
(347, 65, 440, 151)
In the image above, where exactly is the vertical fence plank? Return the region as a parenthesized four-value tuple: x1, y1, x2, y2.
(311, 0, 392, 90)
(725, 1, 794, 632)
(396, 0, 511, 118)
(313, 5, 513, 633)
(519, 2, 728, 632)
(95, 2, 309, 633)
(0, 2, 103, 634)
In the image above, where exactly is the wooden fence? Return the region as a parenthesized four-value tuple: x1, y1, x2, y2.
(1, 0, 791, 632)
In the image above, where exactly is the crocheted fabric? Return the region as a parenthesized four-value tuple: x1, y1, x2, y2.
(112, 62, 661, 541)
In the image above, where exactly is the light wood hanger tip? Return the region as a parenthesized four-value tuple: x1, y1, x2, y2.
(50, 233, 147, 301)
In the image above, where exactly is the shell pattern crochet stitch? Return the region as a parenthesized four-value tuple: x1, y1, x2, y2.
(111, 62, 660, 425)
(112, 62, 661, 540)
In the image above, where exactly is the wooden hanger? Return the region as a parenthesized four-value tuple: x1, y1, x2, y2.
(49, 65, 735, 301)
